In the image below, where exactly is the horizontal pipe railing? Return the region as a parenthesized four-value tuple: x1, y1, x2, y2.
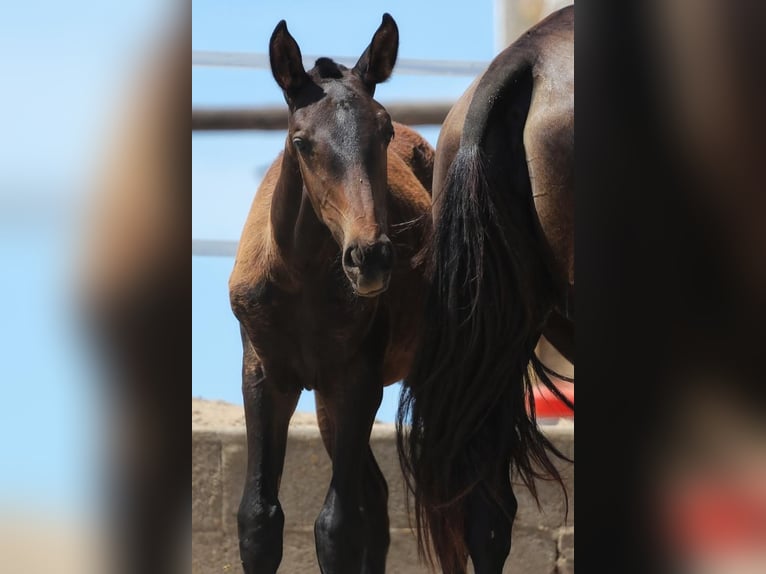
(193, 50, 488, 77)
(192, 101, 455, 131)
(193, 239, 238, 257)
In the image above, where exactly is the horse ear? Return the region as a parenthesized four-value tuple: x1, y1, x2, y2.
(269, 20, 308, 99)
(353, 13, 399, 95)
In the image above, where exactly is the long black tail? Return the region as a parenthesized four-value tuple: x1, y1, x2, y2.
(396, 43, 573, 572)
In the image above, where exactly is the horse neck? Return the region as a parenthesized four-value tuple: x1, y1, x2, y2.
(269, 148, 335, 272)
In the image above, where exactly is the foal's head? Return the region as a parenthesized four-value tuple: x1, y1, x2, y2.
(269, 14, 399, 297)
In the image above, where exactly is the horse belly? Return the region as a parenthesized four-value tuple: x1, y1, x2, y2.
(381, 344, 415, 386)
(379, 282, 427, 386)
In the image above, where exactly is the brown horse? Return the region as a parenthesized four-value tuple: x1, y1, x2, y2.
(397, 6, 574, 573)
(228, 14, 433, 574)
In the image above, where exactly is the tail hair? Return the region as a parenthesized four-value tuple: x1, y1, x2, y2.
(396, 143, 572, 572)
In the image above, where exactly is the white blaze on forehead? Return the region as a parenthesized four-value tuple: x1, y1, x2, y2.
(319, 82, 372, 160)
(330, 98, 364, 160)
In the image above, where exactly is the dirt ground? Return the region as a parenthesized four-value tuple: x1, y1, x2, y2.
(192, 338, 572, 431)
(192, 397, 320, 429)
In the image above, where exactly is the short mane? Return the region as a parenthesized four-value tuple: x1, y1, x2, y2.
(314, 57, 344, 79)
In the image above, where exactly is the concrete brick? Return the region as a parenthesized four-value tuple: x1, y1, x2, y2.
(513, 428, 574, 530)
(504, 526, 558, 574)
(556, 527, 574, 573)
(219, 433, 245, 536)
(513, 465, 573, 530)
(558, 527, 574, 561)
(192, 433, 222, 532)
(459, 526, 558, 574)
(280, 428, 334, 528)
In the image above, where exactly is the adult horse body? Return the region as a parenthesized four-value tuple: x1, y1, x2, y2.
(228, 14, 433, 574)
(397, 6, 574, 573)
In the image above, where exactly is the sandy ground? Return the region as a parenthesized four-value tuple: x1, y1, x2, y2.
(193, 338, 572, 431)
(192, 397, 320, 429)
(192, 396, 571, 433)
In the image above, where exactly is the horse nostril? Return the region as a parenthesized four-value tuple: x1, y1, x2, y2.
(343, 237, 393, 274)
(343, 244, 364, 269)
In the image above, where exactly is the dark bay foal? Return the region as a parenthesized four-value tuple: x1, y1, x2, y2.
(228, 14, 433, 574)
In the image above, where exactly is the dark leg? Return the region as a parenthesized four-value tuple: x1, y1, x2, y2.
(315, 394, 390, 574)
(314, 371, 385, 574)
(360, 449, 390, 574)
(237, 327, 299, 574)
(465, 461, 518, 574)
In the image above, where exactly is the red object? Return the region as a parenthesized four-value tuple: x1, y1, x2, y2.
(664, 477, 766, 555)
(530, 381, 574, 418)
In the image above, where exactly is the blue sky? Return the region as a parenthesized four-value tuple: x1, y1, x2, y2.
(192, 0, 497, 421)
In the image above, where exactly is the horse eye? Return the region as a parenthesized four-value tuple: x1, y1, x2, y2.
(384, 126, 394, 144)
(292, 137, 310, 153)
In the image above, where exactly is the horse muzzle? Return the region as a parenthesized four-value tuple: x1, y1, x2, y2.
(342, 234, 394, 297)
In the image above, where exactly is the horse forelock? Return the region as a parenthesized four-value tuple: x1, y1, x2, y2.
(312, 57, 346, 79)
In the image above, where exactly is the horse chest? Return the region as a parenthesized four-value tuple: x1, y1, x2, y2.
(245, 279, 379, 390)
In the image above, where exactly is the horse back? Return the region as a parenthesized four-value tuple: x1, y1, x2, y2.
(390, 122, 435, 195)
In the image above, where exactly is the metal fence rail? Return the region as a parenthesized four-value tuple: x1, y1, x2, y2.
(193, 50, 488, 77)
(192, 239, 239, 257)
(192, 101, 456, 131)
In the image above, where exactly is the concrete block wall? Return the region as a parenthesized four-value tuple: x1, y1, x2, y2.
(192, 420, 573, 573)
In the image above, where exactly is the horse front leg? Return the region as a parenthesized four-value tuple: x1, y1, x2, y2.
(315, 394, 390, 574)
(237, 327, 299, 574)
(314, 366, 384, 574)
(360, 447, 390, 574)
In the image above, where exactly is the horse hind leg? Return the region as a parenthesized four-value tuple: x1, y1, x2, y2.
(465, 462, 518, 574)
(236, 326, 299, 574)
